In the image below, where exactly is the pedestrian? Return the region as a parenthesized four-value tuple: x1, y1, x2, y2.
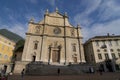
(99, 67, 103, 75)
(2, 76, 6, 80)
(89, 67, 91, 73)
(89, 67, 94, 73)
(57, 68, 60, 76)
(21, 69, 25, 80)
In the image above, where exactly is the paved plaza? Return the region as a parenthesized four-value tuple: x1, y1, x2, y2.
(8, 72, 120, 80)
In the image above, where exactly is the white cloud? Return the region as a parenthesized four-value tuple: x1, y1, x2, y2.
(0, 12, 27, 38)
(0, 11, 27, 38)
(74, 0, 120, 42)
(74, 0, 102, 27)
(98, 0, 120, 21)
(24, 9, 44, 22)
(82, 19, 120, 42)
(0, 23, 27, 38)
(83, 0, 102, 15)
(92, 19, 120, 35)
(9, 23, 27, 38)
(0, 7, 45, 38)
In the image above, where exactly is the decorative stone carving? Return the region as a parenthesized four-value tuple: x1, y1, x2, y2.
(35, 26, 40, 33)
(54, 41, 58, 47)
(71, 28, 75, 36)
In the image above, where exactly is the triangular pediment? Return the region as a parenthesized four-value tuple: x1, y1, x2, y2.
(48, 12, 64, 18)
(38, 10, 74, 27)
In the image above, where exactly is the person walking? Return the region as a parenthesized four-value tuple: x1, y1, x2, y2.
(99, 67, 103, 75)
(57, 68, 60, 76)
(21, 69, 25, 80)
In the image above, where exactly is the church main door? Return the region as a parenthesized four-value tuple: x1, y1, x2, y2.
(52, 50, 60, 62)
(73, 57, 77, 63)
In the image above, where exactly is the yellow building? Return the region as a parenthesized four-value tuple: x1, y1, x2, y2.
(0, 35, 15, 63)
(0, 29, 23, 74)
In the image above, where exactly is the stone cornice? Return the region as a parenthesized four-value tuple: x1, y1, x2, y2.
(26, 33, 82, 39)
(91, 38, 120, 41)
(44, 23, 77, 29)
(29, 22, 77, 29)
(84, 37, 120, 45)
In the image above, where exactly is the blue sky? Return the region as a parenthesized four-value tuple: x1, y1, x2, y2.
(0, 0, 120, 42)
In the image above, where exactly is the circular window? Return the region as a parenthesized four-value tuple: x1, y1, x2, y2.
(53, 27, 61, 34)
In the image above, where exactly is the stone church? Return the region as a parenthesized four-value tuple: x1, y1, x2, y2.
(14, 8, 85, 73)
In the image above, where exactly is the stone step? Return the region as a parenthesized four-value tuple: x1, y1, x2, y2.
(25, 64, 90, 75)
(8, 72, 120, 80)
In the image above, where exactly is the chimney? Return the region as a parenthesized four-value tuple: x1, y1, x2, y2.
(107, 33, 110, 36)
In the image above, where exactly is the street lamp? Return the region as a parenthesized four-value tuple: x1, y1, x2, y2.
(101, 43, 116, 72)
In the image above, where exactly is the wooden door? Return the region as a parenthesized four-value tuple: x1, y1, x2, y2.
(52, 50, 59, 62)
(73, 57, 77, 63)
(32, 55, 36, 62)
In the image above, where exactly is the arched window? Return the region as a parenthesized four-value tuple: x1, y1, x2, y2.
(111, 53, 116, 59)
(33, 41, 39, 49)
(98, 54, 102, 59)
(95, 41, 99, 46)
(108, 40, 112, 46)
(34, 43, 38, 49)
(72, 43, 76, 52)
(32, 55, 36, 62)
(115, 40, 119, 46)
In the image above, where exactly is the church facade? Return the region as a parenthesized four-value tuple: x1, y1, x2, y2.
(14, 9, 85, 73)
(22, 9, 85, 64)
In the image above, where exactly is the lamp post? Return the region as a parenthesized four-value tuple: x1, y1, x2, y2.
(101, 43, 116, 72)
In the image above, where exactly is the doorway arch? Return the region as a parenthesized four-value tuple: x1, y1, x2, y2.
(32, 52, 36, 62)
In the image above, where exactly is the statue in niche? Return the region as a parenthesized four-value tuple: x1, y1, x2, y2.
(35, 26, 40, 33)
(71, 28, 75, 36)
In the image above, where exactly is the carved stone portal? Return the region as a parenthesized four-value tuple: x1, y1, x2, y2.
(35, 26, 40, 33)
(49, 41, 61, 63)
